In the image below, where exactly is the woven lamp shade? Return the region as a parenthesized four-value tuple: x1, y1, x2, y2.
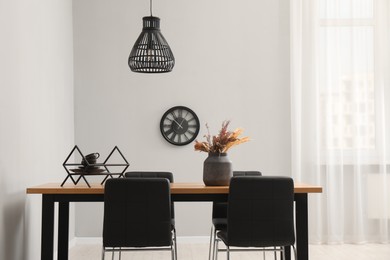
(128, 16, 175, 73)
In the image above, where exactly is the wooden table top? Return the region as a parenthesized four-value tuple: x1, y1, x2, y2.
(26, 182, 322, 195)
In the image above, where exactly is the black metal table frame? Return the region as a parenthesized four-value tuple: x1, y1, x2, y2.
(40, 193, 308, 260)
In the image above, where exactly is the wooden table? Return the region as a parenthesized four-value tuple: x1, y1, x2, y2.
(27, 182, 322, 260)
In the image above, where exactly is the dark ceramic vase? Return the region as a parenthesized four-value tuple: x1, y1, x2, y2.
(203, 153, 233, 186)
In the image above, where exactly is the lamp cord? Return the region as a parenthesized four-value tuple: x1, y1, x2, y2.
(150, 0, 153, 16)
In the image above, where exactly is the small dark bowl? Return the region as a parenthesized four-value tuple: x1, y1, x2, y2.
(81, 153, 99, 167)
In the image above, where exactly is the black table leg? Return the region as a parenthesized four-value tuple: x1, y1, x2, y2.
(58, 201, 70, 260)
(295, 193, 308, 260)
(42, 195, 55, 260)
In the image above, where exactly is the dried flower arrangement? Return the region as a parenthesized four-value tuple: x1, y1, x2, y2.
(194, 120, 249, 154)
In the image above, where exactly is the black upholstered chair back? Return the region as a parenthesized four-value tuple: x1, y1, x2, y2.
(226, 176, 295, 247)
(233, 171, 262, 177)
(125, 171, 174, 183)
(125, 171, 175, 218)
(212, 171, 261, 219)
(103, 178, 172, 248)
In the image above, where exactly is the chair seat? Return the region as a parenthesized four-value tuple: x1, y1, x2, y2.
(171, 219, 176, 229)
(217, 228, 294, 248)
(212, 218, 227, 230)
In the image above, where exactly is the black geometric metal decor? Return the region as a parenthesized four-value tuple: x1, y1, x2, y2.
(128, 16, 175, 73)
(62, 145, 129, 187)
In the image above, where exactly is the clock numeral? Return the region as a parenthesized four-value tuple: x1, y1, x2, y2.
(188, 117, 196, 123)
(164, 129, 174, 136)
(170, 112, 177, 119)
(178, 109, 183, 118)
(188, 125, 197, 129)
(183, 111, 189, 119)
(169, 132, 177, 142)
(178, 134, 182, 143)
(183, 133, 190, 140)
(187, 130, 196, 135)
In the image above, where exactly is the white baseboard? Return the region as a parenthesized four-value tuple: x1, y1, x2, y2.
(177, 236, 209, 244)
(70, 236, 210, 248)
(71, 237, 101, 245)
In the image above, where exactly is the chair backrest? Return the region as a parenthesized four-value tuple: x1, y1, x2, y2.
(103, 178, 172, 248)
(226, 176, 295, 247)
(212, 171, 262, 219)
(233, 171, 262, 177)
(125, 171, 175, 218)
(125, 171, 174, 183)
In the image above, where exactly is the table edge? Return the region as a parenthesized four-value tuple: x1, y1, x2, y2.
(26, 182, 323, 194)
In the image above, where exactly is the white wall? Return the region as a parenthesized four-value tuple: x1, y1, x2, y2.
(73, 0, 290, 237)
(0, 0, 74, 259)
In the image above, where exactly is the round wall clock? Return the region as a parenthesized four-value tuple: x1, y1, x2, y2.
(160, 106, 200, 146)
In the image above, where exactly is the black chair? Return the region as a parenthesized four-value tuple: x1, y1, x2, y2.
(208, 171, 262, 260)
(212, 176, 296, 260)
(125, 171, 175, 222)
(124, 171, 174, 182)
(102, 178, 177, 260)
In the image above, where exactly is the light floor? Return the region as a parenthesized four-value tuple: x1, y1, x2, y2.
(69, 243, 390, 260)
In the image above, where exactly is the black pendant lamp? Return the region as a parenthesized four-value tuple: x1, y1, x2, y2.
(128, 0, 175, 73)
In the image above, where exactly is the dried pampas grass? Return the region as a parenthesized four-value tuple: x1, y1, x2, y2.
(194, 120, 249, 154)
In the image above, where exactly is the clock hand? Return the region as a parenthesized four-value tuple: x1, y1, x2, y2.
(179, 118, 185, 127)
(172, 119, 183, 129)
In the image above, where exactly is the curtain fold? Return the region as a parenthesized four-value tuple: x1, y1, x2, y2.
(291, 0, 390, 244)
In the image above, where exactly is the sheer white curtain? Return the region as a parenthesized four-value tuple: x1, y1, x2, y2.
(291, 0, 390, 244)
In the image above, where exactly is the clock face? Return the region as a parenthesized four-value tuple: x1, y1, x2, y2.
(160, 106, 200, 146)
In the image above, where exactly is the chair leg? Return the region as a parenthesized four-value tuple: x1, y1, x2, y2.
(226, 246, 230, 260)
(171, 244, 175, 260)
(208, 226, 214, 260)
(214, 238, 219, 260)
(292, 245, 297, 260)
(102, 247, 105, 260)
(171, 228, 178, 260)
(111, 248, 114, 260)
(174, 229, 178, 260)
(212, 227, 218, 259)
(119, 247, 122, 260)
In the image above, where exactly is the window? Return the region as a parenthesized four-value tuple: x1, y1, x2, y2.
(318, 0, 377, 151)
